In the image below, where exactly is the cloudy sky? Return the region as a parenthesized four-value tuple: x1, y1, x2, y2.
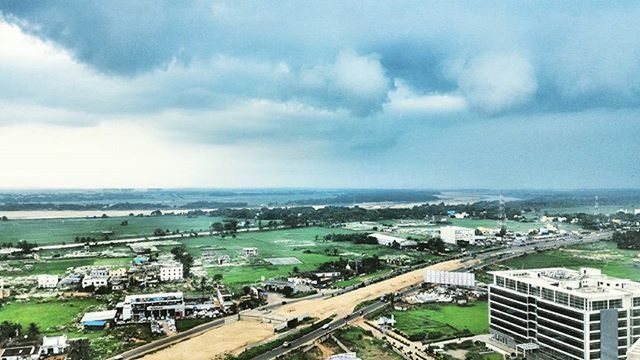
(0, 1, 638, 189)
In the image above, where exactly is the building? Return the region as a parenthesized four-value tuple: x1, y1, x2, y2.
(159, 262, 183, 282)
(0, 346, 39, 360)
(328, 353, 362, 360)
(37, 274, 58, 289)
(89, 268, 109, 277)
(628, 337, 640, 360)
(216, 286, 234, 311)
(439, 226, 475, 245)
(488, 267, 640, 360)
(243, 247, 259, 257)
(82, 275, 108, 289)
(109, 267, 127, 278)
(40, 335, 68, 356)
(118, 292, 185, 322)
(80, 310, 117, 329)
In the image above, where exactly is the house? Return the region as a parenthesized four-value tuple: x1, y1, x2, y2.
(216, 255, 231, 265)
(82, 275, 108, 289)
(242, 247, 259, 257)
(37, 274, 58, 289)
(0, 346, 39, 360)
(80, 310, 117, 330)
(160, 262, 183, 282)
(90, 268, 109, 277)
(40, 335, 68, 356)
(439, 226, 475, 245)
(109, 268, 127, 278)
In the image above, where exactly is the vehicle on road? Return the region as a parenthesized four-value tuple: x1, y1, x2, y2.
(282, 342, 290, 348)
(322, 324, 331, 330)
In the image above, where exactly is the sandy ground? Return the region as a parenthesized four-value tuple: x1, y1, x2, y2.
(143, 258, 469, 360)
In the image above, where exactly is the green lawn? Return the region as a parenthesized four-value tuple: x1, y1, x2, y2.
(392, 301, 488, 341)
(0, 257, 132, 276)
(0, 299, 102, 333)
(501, 241, 640, 281)
(198, 227, 426, 289)
(0, 214, 224, 245)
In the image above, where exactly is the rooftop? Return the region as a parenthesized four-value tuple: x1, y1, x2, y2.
(1, 346, 38, 357)
(490, 267, 640, 298)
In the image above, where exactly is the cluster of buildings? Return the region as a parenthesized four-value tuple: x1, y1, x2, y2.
(0, 335, 68, 360)
(488, 267, 640, 360)
(36, 258, 184, 293)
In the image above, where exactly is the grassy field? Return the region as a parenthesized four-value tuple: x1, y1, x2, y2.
(0, 298, 103, 333)
(499, 241, 640, 281)
(0, 257, 132, 276)
(191, 227, 428, 289)
(392, 301, 488, 341)
(0, 214, 223, 245)
(335, 326, 403, 360)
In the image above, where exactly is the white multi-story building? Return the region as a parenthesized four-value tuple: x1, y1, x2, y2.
(159, 263, 183, 282)
(439, 226, 475, 245)
(82, 276, 108, 289)
(118, 292, 185, 321)
(37, 274, 59, 289)
(489, 267, 640, 360)
(109, 267, 127, 278)
(243, 247, 259, 257)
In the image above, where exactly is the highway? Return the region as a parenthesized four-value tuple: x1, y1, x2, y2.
(111, 231, 610, 360)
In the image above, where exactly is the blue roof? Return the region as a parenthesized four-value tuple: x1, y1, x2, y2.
(82, 320, 107, 327)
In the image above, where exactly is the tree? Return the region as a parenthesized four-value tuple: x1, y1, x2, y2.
(27, 323, 40, 339)
(292, 266, 300, 274)
(67, 339, 91, 360)
(282, 286, 294, 297)
(211, 222, 224, 233)
(0, 216, 8, 221)
(212, 274, 223, 283)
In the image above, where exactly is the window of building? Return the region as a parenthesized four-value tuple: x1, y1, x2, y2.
(496, 276, 505, 287)
(529, 285, 541, 297)
(556, 292, 569, 306)
(609, 299, 623, 309)
(505, 278, 516, 290)
(592, 300, 607, 311)
(517, 281, 528, 294)
(570, 296, 585, 310)
(633, 297, 640, 307)
(542, 288, 555, 301)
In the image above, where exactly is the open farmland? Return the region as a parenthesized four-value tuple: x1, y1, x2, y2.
(0, 257, 132, 276)
(0, 214, 223, 245)
(0, 298, 102, 333)
(390, 301, 488, 341)
(192, 227, 432, 289)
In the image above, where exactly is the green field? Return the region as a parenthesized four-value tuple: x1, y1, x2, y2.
(392, 301, 488, 341)
(334, 326, 403, 360)
(499, 241, 640, 281)
(195, 227, 429, 289)
(0, 298, 102, 333)
(0, 257, 132, 276)
(0, 214, 223, 245)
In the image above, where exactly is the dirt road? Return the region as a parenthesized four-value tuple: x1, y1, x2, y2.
(142, 258, 468, 360)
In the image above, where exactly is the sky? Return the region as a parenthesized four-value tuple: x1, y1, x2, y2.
(0, 1, 638, 189)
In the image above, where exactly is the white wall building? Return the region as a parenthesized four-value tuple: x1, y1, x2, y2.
(37, 274, 59, 289)
(160, 263, 183, 282)
(243, 247, 259, 257)
(109, 267, 127, 278)
(489, 267, 640, 360)
(40, 335, 68, 356)
(82, 276, 108, 289)
(439, 226, 475, 245)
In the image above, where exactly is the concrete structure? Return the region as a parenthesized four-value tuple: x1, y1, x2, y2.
(40, 335, 68, 356)
(159, 262, 183, 282)
(328, 353, 361, 360)
(118, 292, 185, 322)
(80, 310, 117, 329)
(489, 267, 640, 360)
(242, 247, 259, 257)
(628, 337, 640, 360)
(439, 225, 475, 245)
(425, 270, 475, 287)
(37, 274, 58, 289)
(109, 267, 127, 278)
(82, 275, 108, 289)
(0, 346, 39, 360)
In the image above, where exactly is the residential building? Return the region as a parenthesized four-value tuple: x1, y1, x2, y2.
(40, 335, 68, 356)
(243, 247, 259, 257)
(82, 275, 108, 289)
(118, 292, 185, 322)
(109, 267, 127, 278)
(159, 262, 183, 282)
(37, 274, 58, 289)
(439, 226, 475, 245)
(489, 267, 640, 360)
(0, 346, 39, 360)
(89, 268, 109, 277)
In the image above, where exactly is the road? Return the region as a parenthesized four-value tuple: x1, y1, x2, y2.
(112, 231, 610, 360)
(250, 231, 611, 360)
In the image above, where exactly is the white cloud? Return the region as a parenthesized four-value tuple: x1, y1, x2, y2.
(385, 79, 467, 114)
(455, 52, 538, 114)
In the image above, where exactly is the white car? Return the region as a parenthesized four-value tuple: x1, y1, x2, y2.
(322, 324, 331, 330)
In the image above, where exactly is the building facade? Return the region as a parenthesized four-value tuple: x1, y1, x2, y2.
(439, 226, 475, 245)
(37, 274, 59, 289)
(118, 292, 185, 322)
(489, 267, 640, 360)
(159, 263, 183, 282)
